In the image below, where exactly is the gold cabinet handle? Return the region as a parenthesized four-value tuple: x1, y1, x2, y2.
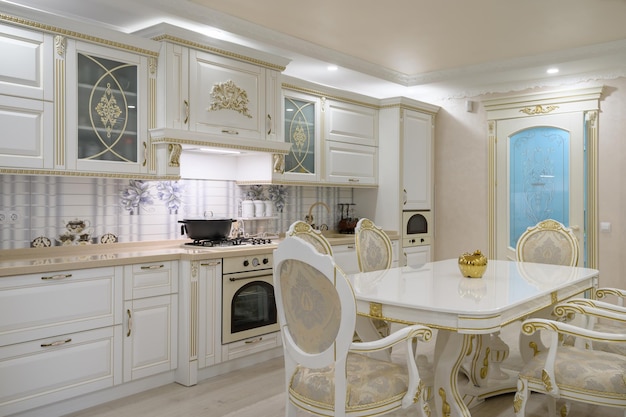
(221, 129, 239, 135)
(348, 178, 360, 183)
(41, 273, 72, 280)
(183, 100, 189, 124)
(245, 336, 263, 344)
(140, 264, 164, 270)
(200, 261, 221, 267)
(41, 338, 72, 347)
(267, 114, 272, 135)
(127, 309, 132, 337)
(142, 141, 147, 167)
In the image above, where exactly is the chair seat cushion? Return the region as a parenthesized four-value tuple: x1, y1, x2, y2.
(519, 345, 626, 396)
(289, 352, 409, 411)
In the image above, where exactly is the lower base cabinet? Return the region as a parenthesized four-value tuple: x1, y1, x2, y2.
(0, 326, 122, 416)
(403, 245, 431, 267)
(123, 294, 178, 382)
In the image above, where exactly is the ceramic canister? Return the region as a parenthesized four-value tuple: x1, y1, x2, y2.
(264, 200, 273, 217)
(253, 200, 265, 217)
(242, 200, 255, 218)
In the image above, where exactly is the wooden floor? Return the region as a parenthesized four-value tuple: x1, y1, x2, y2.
(65, 355, 621, 417)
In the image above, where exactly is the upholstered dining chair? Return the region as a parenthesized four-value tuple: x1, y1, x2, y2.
(354, 218, 393, 273)
(273, 237, 433, 417)
(515, 311, 626, 417)
(285, 220, 333, 256)
(515, 219, 579, 267)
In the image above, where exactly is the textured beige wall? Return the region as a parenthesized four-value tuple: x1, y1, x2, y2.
(431, 79, 626, 290)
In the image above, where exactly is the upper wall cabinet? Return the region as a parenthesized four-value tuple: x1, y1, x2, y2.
(282, 89, 322, 183)
(280, 79, 379, 187)
(62, 40, 152, 175)
(0, 23, 54, 170)
(324, 99, 378, 185)
(138, 24, 289, 143)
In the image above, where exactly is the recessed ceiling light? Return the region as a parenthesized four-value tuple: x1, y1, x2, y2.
(327, 65, 338, 71)
(547, 68, 559, 74)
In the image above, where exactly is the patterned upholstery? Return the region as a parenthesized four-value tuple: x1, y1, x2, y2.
(273, 237, 433, 417)
(355, 218, 392, 273)
(516, 219, 579, 266)
(515, 317, 626, 416)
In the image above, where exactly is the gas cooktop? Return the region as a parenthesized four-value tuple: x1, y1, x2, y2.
(183, 236, 275, 249)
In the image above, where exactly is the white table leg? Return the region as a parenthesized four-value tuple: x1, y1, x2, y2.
(434, 331, 473, 417)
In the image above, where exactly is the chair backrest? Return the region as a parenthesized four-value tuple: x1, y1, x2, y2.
(515, 219, 579, 266)
(285, 220, 333, 256)
(355, 218, 393, 272)
(273, 237, 356, 370)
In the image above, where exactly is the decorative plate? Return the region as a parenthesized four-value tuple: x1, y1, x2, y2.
(31, 236, 52, 248)
(100, 233, 118, 244)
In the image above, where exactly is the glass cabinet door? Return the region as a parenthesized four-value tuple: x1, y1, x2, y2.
(77, 53, 138, 163)
(283, 91, 320, 182)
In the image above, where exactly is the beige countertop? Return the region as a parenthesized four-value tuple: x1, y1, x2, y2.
(0, 232, 398, 277)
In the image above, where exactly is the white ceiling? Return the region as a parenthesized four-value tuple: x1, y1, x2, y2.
(7, 0, 626, 100)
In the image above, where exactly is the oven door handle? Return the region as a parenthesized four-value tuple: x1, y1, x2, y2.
(228, 274, 270, 282)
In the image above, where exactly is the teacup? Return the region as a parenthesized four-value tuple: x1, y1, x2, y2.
(66, 219, 90, 234)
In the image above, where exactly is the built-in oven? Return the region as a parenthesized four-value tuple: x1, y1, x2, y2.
(222, 253, 279, 344)
(402, 210, 433, 247)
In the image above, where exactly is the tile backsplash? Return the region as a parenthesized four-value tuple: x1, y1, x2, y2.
(0, 175, 354, 249)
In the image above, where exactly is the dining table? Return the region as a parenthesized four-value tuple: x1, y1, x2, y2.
(347, 258, 599, 417)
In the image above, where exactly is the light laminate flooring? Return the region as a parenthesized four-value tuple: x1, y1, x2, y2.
(65, 354, 621, 417)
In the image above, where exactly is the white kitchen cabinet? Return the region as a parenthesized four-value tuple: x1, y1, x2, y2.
(402, 109, 434, 210)
(197, 259, 222, 370)
(0, 23, 54, 170)
(355, 98, 439, 252)
(282, 89, 322, 183)
(123, 261, 178, 382)
(0, 266, 123, 416)
(403, 245, 431, 267)
(333, 242, 359, 274)
(146, 25, 286, 143)
(325, 99, 377, 147)
(63, 40, 151, 175)
(325, 140, 378, 185)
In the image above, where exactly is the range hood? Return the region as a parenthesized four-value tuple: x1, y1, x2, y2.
(149, 128, 291, 182)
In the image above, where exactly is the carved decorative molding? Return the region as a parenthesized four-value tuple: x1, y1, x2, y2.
(208, 80, 252, 118)
(168, 144, 182, 168)
(519, 104, 559, 115)
(272, 153, 285, 174)
(54, 35, 65, 57)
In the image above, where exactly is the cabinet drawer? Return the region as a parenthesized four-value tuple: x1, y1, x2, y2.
(0, 267, 122, 346)
(124, 261, 178, 300)
(0, 325, 122, 416)
(221, 331, 280, 361)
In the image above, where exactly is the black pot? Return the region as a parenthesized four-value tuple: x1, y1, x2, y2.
(179, 219, 235, 240)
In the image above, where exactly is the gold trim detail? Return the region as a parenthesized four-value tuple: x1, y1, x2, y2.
(438, 387, 451, 417)
(519, 105, 559, 115)
(0, 13, 158, 57)
(369, 302, 383, 318)
(150, 137, 289, 155)
(480, 347, 490, 379)
(551, 291, 558, 304)
(95, 83, 122, 139)
(273, 153, 285, 174)
(151, 34, 285, 72)
(0, 168, 178, 180)
(529, 341, 540, 357)
(209, 80, 252, 118)
(513, 382, 524, 414)
(168, 144, 182, 168)
(541, 369, 553, 392)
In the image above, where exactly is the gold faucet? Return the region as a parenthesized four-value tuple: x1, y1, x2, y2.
(305, 201, 330, 229)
